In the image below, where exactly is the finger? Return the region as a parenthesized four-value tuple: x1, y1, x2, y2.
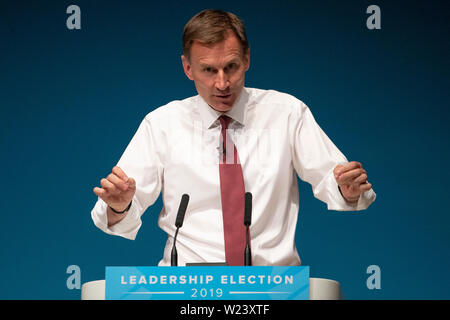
(337, 168, 366, 185)
(354, 173, 368, 184)
(359, 182, 372, 192)
(100, 178, 120, 195)
(107, 173, 129, 191)
(334, 165, 344, 177)
(127, 177, 136, 190)
(93, 187, 107, 198)
(336, 161, 362, 176)
(340, 161, 362, 174)
(112, 166, 129, 183)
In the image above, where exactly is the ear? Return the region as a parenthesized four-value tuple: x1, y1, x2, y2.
(244, 48, 250, 71)
(181, 55, 194, 81)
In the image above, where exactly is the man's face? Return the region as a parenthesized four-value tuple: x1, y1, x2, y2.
(181, 32, 250, 112)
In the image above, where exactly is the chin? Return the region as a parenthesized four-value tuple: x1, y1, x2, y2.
(211, 103, 233, 112)
(210, 96, 236, 112)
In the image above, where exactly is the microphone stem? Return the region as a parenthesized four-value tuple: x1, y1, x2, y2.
(174, 227, 180, 243)
(246, 225, 249, 244)
(171, 227, 180, 266)
(244, 225, 251, 266)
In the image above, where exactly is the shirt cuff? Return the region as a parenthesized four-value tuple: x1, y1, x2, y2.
(91, 197, 143, 240)
(338, 187, 377, 211)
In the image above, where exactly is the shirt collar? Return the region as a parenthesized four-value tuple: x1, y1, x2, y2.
(196, 88, 249, 129)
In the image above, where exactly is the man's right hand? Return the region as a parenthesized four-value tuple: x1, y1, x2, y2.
(93, 166, 136, 213)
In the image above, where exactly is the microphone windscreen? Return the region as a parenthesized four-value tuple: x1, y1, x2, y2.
(244, 192, 252, 226)
(175, 194, 190, 228)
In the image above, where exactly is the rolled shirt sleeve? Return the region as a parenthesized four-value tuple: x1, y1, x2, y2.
(91, 114, 164, 239)
(290, 100, 376, 211)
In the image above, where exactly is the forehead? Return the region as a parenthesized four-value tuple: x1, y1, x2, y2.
(190, 34, 244, 65)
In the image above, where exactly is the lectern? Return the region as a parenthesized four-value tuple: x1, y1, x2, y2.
(81, 266, 341, 300)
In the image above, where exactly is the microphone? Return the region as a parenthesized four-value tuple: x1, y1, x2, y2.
(244, 192, 252, 266)
(171, 194, 190, 266)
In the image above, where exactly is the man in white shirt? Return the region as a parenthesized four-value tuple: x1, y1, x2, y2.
(91, 9, 376, 266)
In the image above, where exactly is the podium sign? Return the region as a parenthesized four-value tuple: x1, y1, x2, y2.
(105, 266, 309, 300)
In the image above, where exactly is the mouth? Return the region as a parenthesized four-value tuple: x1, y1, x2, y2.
(214, 94, 232, 100)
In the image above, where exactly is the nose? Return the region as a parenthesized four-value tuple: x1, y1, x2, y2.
(215, 70, 229, 91)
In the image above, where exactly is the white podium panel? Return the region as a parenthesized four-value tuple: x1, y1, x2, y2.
(81, 280, 105, 300)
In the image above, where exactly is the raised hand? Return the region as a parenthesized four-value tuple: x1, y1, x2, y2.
(93, 166, 136, 212)
(334, 161, 372, 203)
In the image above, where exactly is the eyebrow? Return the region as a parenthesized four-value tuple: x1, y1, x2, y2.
(198, 58, 241, 69)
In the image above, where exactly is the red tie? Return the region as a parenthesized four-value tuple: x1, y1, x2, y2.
(218, 115, 247, 266)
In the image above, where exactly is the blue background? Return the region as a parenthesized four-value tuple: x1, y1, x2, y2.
(1, 0, 449, 299)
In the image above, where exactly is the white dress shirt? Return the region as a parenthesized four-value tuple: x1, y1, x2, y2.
(91, 87, 376, 266)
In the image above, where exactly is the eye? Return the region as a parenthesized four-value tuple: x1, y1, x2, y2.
(224, 63, 238, 72)
(203, 67, 213, 73)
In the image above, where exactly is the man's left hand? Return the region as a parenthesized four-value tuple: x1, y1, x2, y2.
(334, 161, 372, 203)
